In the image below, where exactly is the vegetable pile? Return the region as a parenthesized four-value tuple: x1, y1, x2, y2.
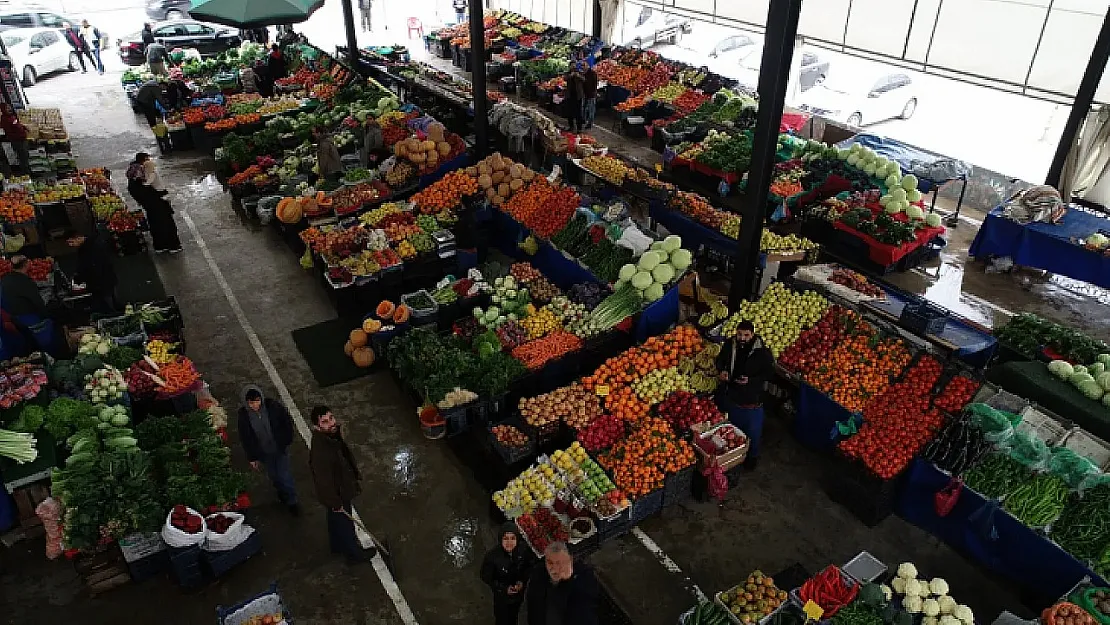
(798, 566, 859, 616)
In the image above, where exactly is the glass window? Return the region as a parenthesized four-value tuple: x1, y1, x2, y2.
(1, 14, 36, 28)
(41, 31, 58, 45)
(154, 25, 184, 37)
(182, 23, 211, 36)
(2, 35, 24, 47)
(37, 13, 65, 27)
(802, 52, 817, 66)
(28, 33, 46, 48)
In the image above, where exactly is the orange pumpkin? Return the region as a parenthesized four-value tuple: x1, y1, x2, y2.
(349, 329, 369, 348)
(393, 304, 410, 324)
(277, 197, 303, 224)
(352, 346, 375, 367)
(376, 300, 396, 319)
(362, 318, 382, 333)
(343, 340, 355, 356)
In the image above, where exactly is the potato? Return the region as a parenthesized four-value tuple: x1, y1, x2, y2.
(491, 171, 506, 185)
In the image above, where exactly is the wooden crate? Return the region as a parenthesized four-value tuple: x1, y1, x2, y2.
(11, 482, 50, 529)
(74, 546, 131, 595)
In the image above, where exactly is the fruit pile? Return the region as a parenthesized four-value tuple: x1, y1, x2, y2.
(718, 571, 788, 624)
(505, 178, 580, 238)
(804, 325, 912, 412)
(169, 504, 203, 534)
(91, 194, 124, 221)
(778, 305, 858, 374)
(410, 169, 477, 213)
(630, 367, 689, 405)
(576, 413, 627, 451)
(511, 331, 582, 370)
(725, 283, 828, 357)
(124, 360, 159, 399)
(598, 417, 695, 497)
(580, 155, 629, 186)
(491, 424, 530, 449)
(695, 423, 748, 456)
(760, 230, 818, 254)
(0, 198, 34, 223)
(205, 513, 236, 534)
(493, 461, 566, 516)
(520, 307, 562, 340)
(519, 382, 604, 430)
(828, 268, 883, 298)
(27, 258, 53, 282)
(516, 506, 568, 554)
(933, 374, 981, 414)
(656, 391, 724, 433)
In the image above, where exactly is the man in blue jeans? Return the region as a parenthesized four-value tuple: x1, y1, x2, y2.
(715, 320, 774, 468)
(238, 384, 300, 515)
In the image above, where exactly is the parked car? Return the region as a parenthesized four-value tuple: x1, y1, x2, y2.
(797, 52, 830, 91)
(145, 0, 191, 22)
(3, 26, 77, 86)
(620, 7, 691, 49)
(0, 9, 73, 31)
(118, 19, 241, 66)
(798, 71, 917, 127)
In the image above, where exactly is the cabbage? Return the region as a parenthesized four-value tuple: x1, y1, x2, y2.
(1079, 380, 1104, 400)
(885, 162, 901, 177)
(880, 194, 892, 207)
(902, 174, 919, 191)
(637, 251, 662, 271)
(1075, 364, 1089, 376)
(1099, 372, 1110, 391)
(846, 155, 860, 167)
(618, 264, 638, 281)
(907, 206, 926, 221)
(863, 163, 878, 176)
(631, 271, 654, 290)
(1048, 360, 1075, 379)
(885, 202, 902, 215)
(670, 248, 692, 270)
(1091, 362, 1106, 377)
(644, 283, 665, 302)
(885, 173, 901, 189)
(650, 240, 666, 252)
(662, 235, 682, 253)
(838, 148, 851, 160)
(1089, 233, 1109, 248)
(891, 188, 907, 203)
(926, 213, 942, 228)
(651, 263, 675, 284)
(907, 188, 923, 203)
(1070, 372, 1095, 386)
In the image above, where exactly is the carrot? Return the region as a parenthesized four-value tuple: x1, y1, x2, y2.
(510, 331, 582, 370)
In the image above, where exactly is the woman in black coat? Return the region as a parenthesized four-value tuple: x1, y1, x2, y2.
(480, 523, 534, 625)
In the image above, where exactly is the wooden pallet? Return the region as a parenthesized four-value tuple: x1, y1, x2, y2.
(74, 546, 131, 595)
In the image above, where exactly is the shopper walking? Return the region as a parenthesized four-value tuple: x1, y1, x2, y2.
(146, 40, 171, 76)
(138, 153, 183, 253)
(714, 320, 773, 465)
(454, 0, 467, 24)
(79, 20, 105, 74)
(314, 126, 343, 182)
(62, 24, 90, 73)
(359, 0, 373, 31)
(1, 104, 30, 175)
(525, 542, 599, 625)
(238, 384, 299, 515)
(563, 63, 586, 133)
(141, 23, 156, 48)
(134, 79, 164, 127)
(308, 406, 377, 564)
(481, 523, 534, 625)
(582, 63, 598, 129)
(66, 230, 118, 313)
(267, 44, 288, 83)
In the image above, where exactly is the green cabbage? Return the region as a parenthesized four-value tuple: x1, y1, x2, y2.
(1070, 372, 1096, 386)
(902, 174, 919, 191)
(631, 271, 654, 290)
(884, 173, 901, 189)
(637, 252, 661, 271)
(1091, 362, 1106, 377)
(926, 214, 942, 228)
(1079, 380, 1105, 400)
(643, 283, 665, 302)
(662, 235, 682, 253)
(1048, 360, 1075, 379)
(651, 263, 675, 284)
(618, 264, 638, 281)
(907, 206, 925, 221)
(1075, 364, 1089, 376)
(670, 249, 692, 271)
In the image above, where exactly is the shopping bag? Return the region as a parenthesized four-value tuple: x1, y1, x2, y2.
(203, 512, 254, 552)
(161, 505, 207, 548)
(934, 477, 963, 517)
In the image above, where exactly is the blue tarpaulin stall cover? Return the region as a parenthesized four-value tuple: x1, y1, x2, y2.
(969, 206, 1110, 290)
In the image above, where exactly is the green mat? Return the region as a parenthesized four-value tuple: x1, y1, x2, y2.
(292, 317, 377, 388)
(987, 360, 1110, 442)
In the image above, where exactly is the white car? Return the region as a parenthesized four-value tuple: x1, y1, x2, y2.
(798, 72, 918, 127)
(2, 27, 78, 86)
(707, 33, 759, 80)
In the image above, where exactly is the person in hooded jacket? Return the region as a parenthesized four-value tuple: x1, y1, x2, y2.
(714, 319, 773, 465)
(237, 384, 299, 515)
(481, 522, 534, 625)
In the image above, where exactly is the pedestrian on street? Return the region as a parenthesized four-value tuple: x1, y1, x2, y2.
(0, 104, 31, 175)
(308, 406, 377, 564)
(66, 229, 118, 313)
(137, 153, 183, 253)
(238, 384, 299, 515)
(481, 522, 534, 625)
(359, 0, 373, 31)
(714, 319, 773, 465)
(146, 40, 171, 76)
(79, 20, 105, 74)
(62, 23, 91, 73)
(141, 23, 155, 48)
(525, 542, 599, 625)
(563, 62, 586, 133)
(582, 63, 598, 129)
(454, 0, 467, 24)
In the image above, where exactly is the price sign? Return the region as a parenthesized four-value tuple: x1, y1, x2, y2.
(803, 601, 824, 622)
(595, 384, 609, 397)
(654, 163, 663, 175)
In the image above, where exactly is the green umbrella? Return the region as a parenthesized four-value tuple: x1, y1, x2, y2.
(188, 0, 324, 29)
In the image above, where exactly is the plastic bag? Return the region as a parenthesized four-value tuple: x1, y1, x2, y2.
(934, 478, 963, 517)
(1048, 447, 1101, 489)
(966, 403, 1019, 444)
(203, 512, 253, 552)
(1000, 430, 1051, 470)
(703, 461, 729, 501)
(161, 506, 207, 548)
(35, 497, 63, 560)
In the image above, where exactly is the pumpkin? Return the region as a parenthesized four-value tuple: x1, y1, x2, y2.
(393, 304, 411, 324)
(376, 300, 396, 319)
(491, 171, 505, 185)
(277, 197, 303, 223)
(427, 122, 446, 143)
(344, 340, 355, 356)
(521, 168, 535, 182)
(352, 346, 375, 368)
(349, 329, 369, 348)
(422, 140, 436, 152)
(477, 163, 492, 176)
(363, 318, 382, 333)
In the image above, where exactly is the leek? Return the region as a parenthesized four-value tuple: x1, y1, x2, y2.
(0, 428, 38, 463)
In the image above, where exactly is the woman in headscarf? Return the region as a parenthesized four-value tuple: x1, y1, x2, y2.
(480, 522, 534, 625)
(138, 154, 183, 253)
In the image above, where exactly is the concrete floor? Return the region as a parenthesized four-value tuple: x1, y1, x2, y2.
(0, 65, 1095, 625)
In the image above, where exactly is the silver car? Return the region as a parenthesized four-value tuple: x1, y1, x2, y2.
(798, 72, 917, 127)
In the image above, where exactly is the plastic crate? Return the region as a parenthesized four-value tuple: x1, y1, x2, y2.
(217, 583, 294, 625)
(899, 302, 947, 335)
(984, 389, 1029, 414)
(168, 545, 204, 588)
(823, 451, 907, 527)
(489, 417, 536, 465)
(1061, 429, 1110, 469)
(662, 465, 695, 507)
(1016, 405, 1069, 445)
(127, 548, 169, 582)
(203, 530, 262, 578)
(442, 402, 472, 438)
(596, 506, 632, 542)
(629, 488, 663, 524)
(842, 550, 887, 583)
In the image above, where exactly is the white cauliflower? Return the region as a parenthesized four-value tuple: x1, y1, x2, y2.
(880, 585, 893, 601)
(892, 577, 907, 594)
(954, 605, 974, 625)
(924, 618, 939, 625)
(929, 578, 950, 597)
(938, 596, 957, 615)
(897, 562, 919, 580)
(923, 599, 941, 617)
(940, 616, 961, 625)
(904, 596, 924, 614)
(904, 579, 924, 597)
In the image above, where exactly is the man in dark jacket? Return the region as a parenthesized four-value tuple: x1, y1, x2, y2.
(582, 64, 598, 129)
(1, 256, 48, 319)
(482, 522, 534, 625)
(526, 542, 599, 625)
(66, 230, 118, 313)
(715, 320, 773, 463)
(141, 23, 155, 47)
(308, 405, 375, 563)
(238, 384, 299, 514)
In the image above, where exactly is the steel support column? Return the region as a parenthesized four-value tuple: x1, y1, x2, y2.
(593, 0, 602, 38)
(728, 0, 803, 309)
(1046, 8, 1110, 190)
(339, 0, 360, 72)
(469, 0, 490, 157)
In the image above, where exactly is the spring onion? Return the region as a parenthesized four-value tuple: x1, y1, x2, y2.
(0, 428, 38, 463)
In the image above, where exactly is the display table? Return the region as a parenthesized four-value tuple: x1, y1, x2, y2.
(969, 206, 1110, 289)
(831, 218, 945, 267)
(863, 289, 997, 367)
(987, 361, 1110, 441)
(649, 202, 739, 257)
(838, 134, 969, 220)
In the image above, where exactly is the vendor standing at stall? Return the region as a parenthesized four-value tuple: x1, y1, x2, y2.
(66, 230, 118, 313)
(715, 320, 773, 467)
(360, 118, 383, 168)
(1, 256, 54, 353)
(314, 126, 343, 182)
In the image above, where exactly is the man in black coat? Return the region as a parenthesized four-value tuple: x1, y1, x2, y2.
(526, 542, 599, 625)
(237, 384, 299, 515)
(67, 231, 118, 314)
(714, 319, 774, 463)
(0, 255, 47, 319)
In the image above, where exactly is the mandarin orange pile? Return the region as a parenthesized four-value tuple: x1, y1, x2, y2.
(411, 170, 477, 213)
(803, 324, 913, 412)
(598, 417, 696, 497)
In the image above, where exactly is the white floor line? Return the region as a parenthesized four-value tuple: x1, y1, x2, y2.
(632, 527, 707, 603)
(177, 209, 419, 625)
